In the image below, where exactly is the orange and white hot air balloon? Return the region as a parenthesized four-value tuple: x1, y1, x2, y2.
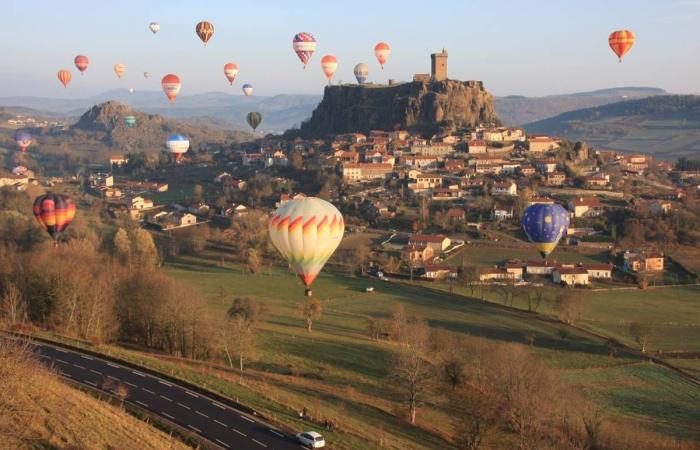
(114, 63, 126, 78)
(161, 74, 181, 102)
(608, 30, 635, 62)
(74, 55, 89, 74)
(320, 55, 338, 85)
(57, 70, 72, 88)
(269, 197, 344, 297)
(224, 63, 238, 85)
(374, 42, 391, 69)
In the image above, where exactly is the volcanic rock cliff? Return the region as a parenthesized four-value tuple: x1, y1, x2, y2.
(297, 79, 498, 138)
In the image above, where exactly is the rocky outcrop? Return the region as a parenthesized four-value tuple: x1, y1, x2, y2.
(297, 79, 498, 137)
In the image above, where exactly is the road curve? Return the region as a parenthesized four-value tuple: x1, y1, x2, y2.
(18, 337, 303, 450)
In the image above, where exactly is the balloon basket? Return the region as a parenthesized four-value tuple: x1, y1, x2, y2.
(305, 289, 313, 297)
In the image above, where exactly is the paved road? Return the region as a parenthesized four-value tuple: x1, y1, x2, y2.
(23, 338, 303, 450)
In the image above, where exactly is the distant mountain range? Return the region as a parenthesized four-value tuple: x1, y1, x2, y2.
(525, 95, 700, 160)
(0, 86, 667, 133)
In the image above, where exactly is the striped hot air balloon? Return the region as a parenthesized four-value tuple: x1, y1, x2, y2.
(269, 197, 344, 296)
(57, 70, 72, 88)
(166, 134, 190, 161)
(74, 55, 89, 74)
(33, 193, 76, 246)
(161, 74, 181, 102)
(196, 21, 214, 45)
(354, 63, 369, 85)
(374, 42, 391, 69)
(521, 203, 570, 259)
(320, 55, 338, 84)
(242, 83, 253, 96)
(292, 32, 316, 68)
(224, 63, 238, 85)
(14, 131, 32, 152)
(609, 30, 635, 62)
(12, 166, 28, 175)
(246, 112, 262, 131)
(124, 115, 136, 128)
(149, 22, 160, 34)
(114, 63, 126, 78)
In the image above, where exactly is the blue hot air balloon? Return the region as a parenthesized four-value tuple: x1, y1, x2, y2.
(521, 203, 570, 259)
(242, 83, 253, 97)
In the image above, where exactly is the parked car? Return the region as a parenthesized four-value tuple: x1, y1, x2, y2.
(296, 431, 326, 448)
(365, 287, 375, 293)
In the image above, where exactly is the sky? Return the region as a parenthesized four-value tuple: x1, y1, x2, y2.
(1, 0, 699, 99)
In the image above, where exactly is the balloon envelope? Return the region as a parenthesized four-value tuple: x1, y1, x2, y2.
(292, 32, 316, 67)
(321, 55, 338, 83)
(196, 21, 214, 45)
(224, 63, 238, 85)
(33, 194, 76, 243)
(114, 63, 125, 78)
(124, 115, 136, 127)
(608, 30, 635, 62)
(12, 166, 28, 175)
(161, 74, 181, 102)
(242, 83, 253, 96)
(57, 70, 72, 88)
(149, 22, 160, 34)
(14, 131, 32, 152)
(269, 197, 344, 293)
(521, 203, 570, 258)
(74, 55, 89, 74)
(374, 42, 391, 68)
(166, 134, 190, 160)
(354, 63, 369, 84)
(246, 112, 262, 131)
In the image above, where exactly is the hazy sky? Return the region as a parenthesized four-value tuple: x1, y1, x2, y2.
(1, 0, 698, 99)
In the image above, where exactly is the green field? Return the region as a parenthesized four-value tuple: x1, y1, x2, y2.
(158, 251, 700, 445)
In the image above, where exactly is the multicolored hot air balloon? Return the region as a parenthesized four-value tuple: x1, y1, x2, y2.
(124, 115, 136, 128)
(292, 32, 317, 68)
(57, 70, 72, 88)
(224, 63, 238, 85)
(161, 74, 181, 102)
(33, 193, 76, 246)
(246, 112, 262, 131)
(320, 55, 338, 84)
(166, 134, 189, 161)
(521, 203, 570, 259)
(196, 21, 214, 45)
(14, 131, 32, 152)
(608, 30, 635, 62)
(149, 22, 160, 34)
(12, 166, 28, 176)
(269, 197, 344, 296)
(242, 83, 253, 96)
(74, 55, 89, 74)
(354, 63, 369, 85)
(114, 63, 125, 78)
(374, 42, 391, 69)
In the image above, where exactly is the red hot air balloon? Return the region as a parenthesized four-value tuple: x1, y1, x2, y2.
(374, 42, 391, 69)
(161, 74, 181, 102)
(292, 32, 317, 68)
(608, 30, 635, 62)
(57, 70, 72, 88)
(224, 63, 238, 85)
(33, 193, 76, 246)
(321, 55, 338, 84)
(196, 21, 214, 45)
(74, 55, 89, 74)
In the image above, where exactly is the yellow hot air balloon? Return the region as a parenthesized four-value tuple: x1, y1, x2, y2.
(269, 197, 344, 296)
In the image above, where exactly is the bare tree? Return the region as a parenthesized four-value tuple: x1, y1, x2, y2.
(296, 299, 322, 332)
(0, 282, 26, 326)
(247, 248, 262, 275)
(629, 322, 655, 353)
(553, 290, 586, 325)
(222, 298, 267, 371)
(452, 385, 500, 450)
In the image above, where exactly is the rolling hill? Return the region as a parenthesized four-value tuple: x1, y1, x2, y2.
(525, 95, 700, 160)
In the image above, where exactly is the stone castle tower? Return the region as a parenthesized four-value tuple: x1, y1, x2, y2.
(431, 49, 448, 81)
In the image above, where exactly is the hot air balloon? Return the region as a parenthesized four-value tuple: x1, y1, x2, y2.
(74, 55, 89, 74)
(521, 203, 570, 259)
(149, 22, 160, 34)
(33, 193, 76, 247)
(57, 70, 72, 88)
(224, 63, 238, 85)
(14, 131, 32, 152)
(196, 21, 214, 45)
(374, 42, 391, 69)
(354, 63, 369, 85)
(292, 32, 316, 68)
(246, 112, 262, 131)
(320, 55, 338, 84)
(144, 72, 150, 79)
(114, 63, 125, 78)
(12, 166, 28, 176)
(161, 74, 181, 102)
(608, 30, 635, 62)
(128, 87, 135, 93)
(242, 83, 253, 96)
(166, 134, 190, 161)
(124, 115, 136, 128)
(269, 197, 344, 296)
